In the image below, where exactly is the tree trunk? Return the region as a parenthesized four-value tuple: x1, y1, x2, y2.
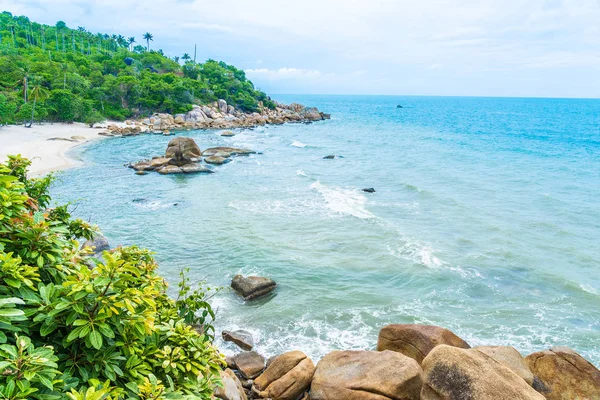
(26, 97, 37, 128)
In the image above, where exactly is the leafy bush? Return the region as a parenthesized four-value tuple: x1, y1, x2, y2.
(0, 156, 224, 399)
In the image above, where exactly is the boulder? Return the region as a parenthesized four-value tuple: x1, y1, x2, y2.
(227, 105, 236, 114)
(165, 137, 202, 159)
(253, 351, 314, 400)
(157, 165, 184, 174)
(233, 351, 265, 379)
(218, 99, 228, 114)
(323, 155, 336, 159)
(363, 188, 376, 193)
(231, 275, 277, 301)
(525, 347, 600, 400)
(130, 161, 152, 171)
(222, 330, 254, 351)
(81, 235, 110, 255)
(205, 156, 228, 165)
(203, 147, 255, 156)
(180, 164, 213, 174)
(377, 324, 470, 364)
(148, 157, 171, 169)
(174, 115, 185, 125)
(475, 346, 534, 386)
(215, 368, 248, 400)
(420, 345, 545, 400)
(221, 131, 236, 137)
(310, 350, 422, 400)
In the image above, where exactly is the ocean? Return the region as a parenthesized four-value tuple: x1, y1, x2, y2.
(51, 95, 600, 364)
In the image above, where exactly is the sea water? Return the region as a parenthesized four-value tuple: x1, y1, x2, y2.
(51, 95, 600, 364)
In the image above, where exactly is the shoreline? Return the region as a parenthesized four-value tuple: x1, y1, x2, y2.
(0, 122, 106, 177)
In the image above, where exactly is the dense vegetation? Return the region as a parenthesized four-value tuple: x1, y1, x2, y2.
(0, 11, 276, 126)
(0, 156, 224, 399)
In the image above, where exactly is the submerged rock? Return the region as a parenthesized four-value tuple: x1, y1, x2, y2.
(231, 275, 277, 301)
(222, 330, 254, 351)
(377, 324, 470, 364)
(310, 350, 423, 400)
(253, 351, 315, 400)
(203, 147, 256, 156)
(362, 188, 376, 193)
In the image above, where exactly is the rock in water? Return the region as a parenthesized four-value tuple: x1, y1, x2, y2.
(165, 137, 202, 159)
(222, 330, 254, 351)
(233, 351, 266, 379)
(221, 130, 235, 137)
(377, 324, 470, 364)
(475, 346, 534, 386)
(420, 345, 545, 400)
(525, 347, 600, 400)
(81, 235, 110, 255)
(203, 147, 256, 156)
(397, 104, 403, 108)
(310, 350, 423, 400)
(253, 351, 315, 400)
(215, 369, 248, 400)
(323, 155, 336, 159)
(231, 275, 277, 300)
(205, 156, 228, 165)
(362, 188, 376, 193)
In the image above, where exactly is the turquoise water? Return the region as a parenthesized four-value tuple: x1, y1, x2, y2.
(52, 95, 600, 364)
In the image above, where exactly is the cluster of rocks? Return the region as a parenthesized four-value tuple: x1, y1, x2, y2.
(216, 323, 600, 400)
(98, 100, 330, 137)
(128, 137, 255, 175)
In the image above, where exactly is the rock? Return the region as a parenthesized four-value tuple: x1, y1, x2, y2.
(397, 105, 403, 108)
(362, 188, 376, 193)
(226, 356, 237, 369)
(421, 345, 544, 400)
(215, 369, 248, 400)
(233, 351, 265, 379)
(221, 130, 236, 137)
(203, 147, 256, 156)
(253, 351, 315, 400)
(323, 155, 336, 159)
(302, 107, 324, 121)
(81, 235, 110, 255)
(475, 346, 534, 386)
(71, 135, 86, 140)
(205, 156, 228, 165)
(162, 130, 171, 135)
(227, 105, 235, 114)
(174, 115, 185, 124)
(148, 157, 171, 169)
(231, 275, 277, 301)
(218, 99, 228, 114)
(310, 350, 423, 400)
(180, 164, 213, 174)
(377, 324, 470, 364)
(525, 347, 600, 400)
(135, 171, 148, 176)
(130, 161, 152, 171)
(222, 330, 254, 351)
(165, 137, 202, 159)
(157, 165, 184, 174)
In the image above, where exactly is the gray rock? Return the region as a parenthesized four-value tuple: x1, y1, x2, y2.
(205, 156, 228, 165)
(81, 235, 110, 255)
(233, 351, 266, 379)
(214, 369, 248, 400)
(223, 330, 254, 351)
(218, 99, 228, 114)
(231, 275, 277, 301)
(363, 188, 376, 193)
(180, 163, 213, 173)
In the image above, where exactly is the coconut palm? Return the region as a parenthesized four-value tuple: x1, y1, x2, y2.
(143, 32, 153, 51)
(25, 84, 50, 128)
(182, 53, 190, 61)
(128, 37, 135, 51)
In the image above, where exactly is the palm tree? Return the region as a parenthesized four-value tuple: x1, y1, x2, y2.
(143, 32, 153, 51)
(173, 56, 180, 63)
(128, 37, 135, 51)
(182, 53, 190, 61)
(25, 84, 50, 128)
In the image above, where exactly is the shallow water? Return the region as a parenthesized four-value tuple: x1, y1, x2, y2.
(52, 95, 600, 364)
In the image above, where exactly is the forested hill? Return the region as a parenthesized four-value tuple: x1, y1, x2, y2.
(0, 11, 277, 126)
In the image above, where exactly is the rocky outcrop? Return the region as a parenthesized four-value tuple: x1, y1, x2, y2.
(525, 347, 600, 400)
(215, 369, 248, 400)
(420, 345, 544, 400)
(233, 351, 266, 379)
(203, 147, 255, 156)
(165, 137, 202, 159)
(253, 351, 314, 400)
(231, 275, 277, 301)
(377, 324, 470, 364)
(310, 350, 423, 400)
(475, 346, 534, 386)
(223, 330, 255, 351)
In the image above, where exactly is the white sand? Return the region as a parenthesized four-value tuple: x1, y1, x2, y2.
(0, 123, 107, 176)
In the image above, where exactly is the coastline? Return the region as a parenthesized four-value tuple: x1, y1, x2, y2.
(0, 122, 106, 177)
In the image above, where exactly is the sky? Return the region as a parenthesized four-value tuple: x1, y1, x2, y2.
(2, 0, 600, 98)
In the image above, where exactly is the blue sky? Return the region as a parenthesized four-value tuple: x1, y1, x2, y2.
(2, 0, 599, 98)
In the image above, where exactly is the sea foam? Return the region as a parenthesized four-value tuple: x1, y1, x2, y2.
(310, 181, 374, 219)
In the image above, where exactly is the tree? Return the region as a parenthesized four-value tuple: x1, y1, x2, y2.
(127, 36, 135, 51)
(25, 84, 49, 127)
(182, 53, 191, 61)
(143, 32, 153, 51)
(55, 20, 66, 30)
(0, 94, 17, 125)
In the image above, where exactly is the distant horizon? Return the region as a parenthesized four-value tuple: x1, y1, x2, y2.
(3, 0, 600, 99)
(271, 93, 600, 100)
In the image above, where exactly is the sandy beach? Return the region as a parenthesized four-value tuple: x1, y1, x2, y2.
(0, 123, 106, 176)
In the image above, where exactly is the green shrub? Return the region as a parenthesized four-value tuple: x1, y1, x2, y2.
(0, 156, 224, 399)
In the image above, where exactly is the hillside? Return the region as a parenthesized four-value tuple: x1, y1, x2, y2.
(0, 11, 277, 126)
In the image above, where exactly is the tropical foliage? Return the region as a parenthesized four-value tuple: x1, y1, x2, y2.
(0, 155, 224, 399)
(0, 11, 276, 126)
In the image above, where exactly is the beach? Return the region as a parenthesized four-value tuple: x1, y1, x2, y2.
(0, 122, 105, 176)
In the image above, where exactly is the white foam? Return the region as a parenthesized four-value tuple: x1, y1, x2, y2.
(291, 140, 307, 148)
(132, 200, 172, 210)
(580, 284, 599, 295)
(296, 169, 307, 177)
(310, 181, 374, 219)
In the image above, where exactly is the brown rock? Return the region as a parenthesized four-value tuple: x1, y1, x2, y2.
(221, 130, 236, 137)
(157, 165, 184, 174)
(525, 347, 600, 400)
(378, 324, 470, 364)
(205, 156, 228, 165)
(233, 351, 265, 379)
(223, 330, 254, 351)
(203, 147, 255, 156)
(180, 164, 213, 173)
(254, 351, 315, 400)
(215, 368, 248, 400)
(131, 161, 152, 171)
(310, 350, 422, 400)
(475, 346, 534, 386)
(421, 345, 545, 400)
(148, 157, 171, 169)
(231, 275, 276, 301)
(165, 137, 202, 158)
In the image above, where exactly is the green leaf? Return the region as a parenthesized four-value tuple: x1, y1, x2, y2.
(0, 298, 25, 307)
(0, 308, 25, 317)
(89, 330, 102, 350)
(40, 322, 58, 336)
